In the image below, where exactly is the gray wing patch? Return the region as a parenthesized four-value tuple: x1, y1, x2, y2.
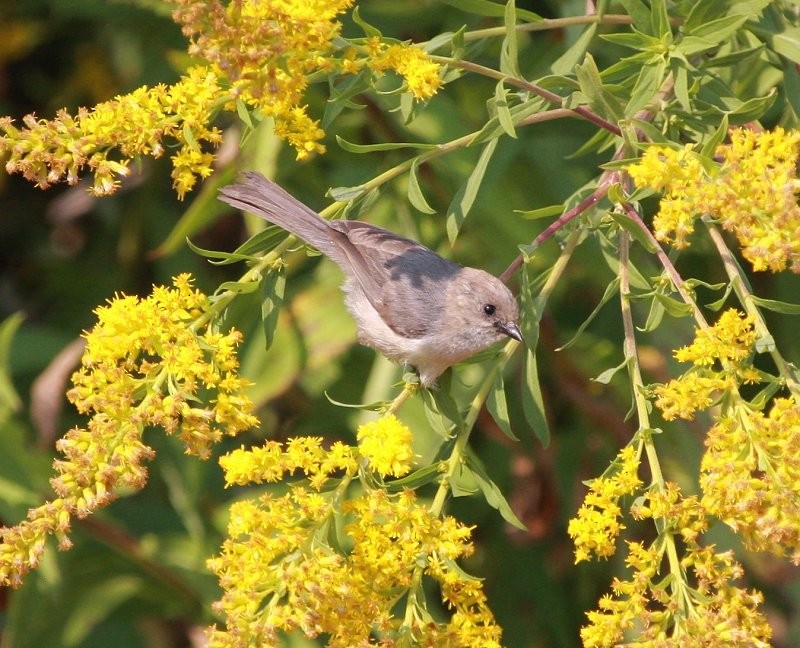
(329, 221, 460, 338)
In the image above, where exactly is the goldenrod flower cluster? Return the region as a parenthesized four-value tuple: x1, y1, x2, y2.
(0, 66, 223, 198)
(365, 37, 443, 101)
(356, 413, 415, 477)
(209, 416, 501, 647)
(582, 484, 771, 647)
(1, 1, 443, 197)
(653, 309, 758, 420)
(0, 274, 257, 587)
(702, 398, 800, 563)
(567, 445, 642, 563)
(628, 127, 800, 273)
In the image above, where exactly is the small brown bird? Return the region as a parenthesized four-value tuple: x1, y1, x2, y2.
(219, 172, 522, 386)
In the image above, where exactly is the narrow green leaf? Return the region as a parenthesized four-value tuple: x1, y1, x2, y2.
(487, 372, 519, 441)
(626, 59, 667, 117)
(517, 204, 563, 220)
(575, 54, 625, 122)
(336, 136, 437, 153)
(750, 295, 800, 315)
(469, 96, 548, 145)
(323, 392, 390, 411)
(467, 454, 527, 529)
(187, 238, 264, 265)
(600, 30, 660, 51)
(385, 462, 445, 491)
(594, 357, 629, 384)
(260, 268, 285, 349)
(522, 349, 549, 446)
(640, 296, 665, 332)
(557, 278, 621, 351)
(329, 185, 366, 201)
(500, 0, 521, 77)
(407, 158, 437, 214)
(217, 280, 260, 295)
(653, 292, 693, 317)
(446, 138, 499, 244)
(706, 281, 735, 311)
(617, 0, 650, 32)
(0, 313, 24, 413)
(552, 24, 597, 75)
(494, 81, 517, 138)
(769, 27, 800, 64)
(154, 167, 236, 257)
(235, 98, 254, 130)
(609, 211, 657, 253)
(438, 0, 542, 22)
(650, 0, 670, 38)
(351, 5, 381, 37)
(700, 115, 730, 158)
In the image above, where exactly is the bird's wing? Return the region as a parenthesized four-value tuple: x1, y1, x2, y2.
(329, 221, 460, 338)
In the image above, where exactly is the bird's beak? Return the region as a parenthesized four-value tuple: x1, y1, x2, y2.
(497, 321, 524, 342)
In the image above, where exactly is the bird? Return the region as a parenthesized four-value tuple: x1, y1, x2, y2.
(218, 172, 522, 387)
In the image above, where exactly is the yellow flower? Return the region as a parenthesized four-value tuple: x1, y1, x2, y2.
(366, 40, 443, 100)
(0, 66, 223, 198)
(701, 398, 800, 563)
(208, 486, 497, 647)
(0, 274, 256, 587)
(568, 444, 642, 562)
(356, 414, 414, 477)
(653, 309, 757, 421)
(627, 128, 800, 273)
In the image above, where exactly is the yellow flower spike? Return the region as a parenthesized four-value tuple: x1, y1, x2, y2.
(627, 127, 800, 273)
(0, 274, 256, 587)
(356, 414, 415, 478)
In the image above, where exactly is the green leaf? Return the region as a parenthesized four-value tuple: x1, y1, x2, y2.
(650, 0, 671, 38)
(385, 462, 445, 491)
(769, 26, 800, 64)
(446, 138, 499, 244)
(557, 278, 621, 351)
(466, 454, 527, 529)
(0, 313, 24, 414)
(153, 167, 236, 257)
(329, 184, 367, 201)
(260, 268, 285, 349)
(608, 211, 657, 253)
(487, 372, 518, 441)
(706, 281, 735, 311)
(469, 96, 548, 145)
(517, 204, 563, 220)
(552, 24, 597, 76)
(625, 59, 667, 117)
(522, 349, 549, 446)
(494, 81, 517, 138)
(420, 379, 463, 438)
(438, 0, 542, 22)
(500, 0, 521, 77)
(217, 280, 261, 295)
(700, 115, 730, 158)
(407, 158, 437, 214)
(575, 53, 625, 122)
(336, 136, 437, 153)
(594, 357, 629, 384)
(351, 5, 381, 37)
(653, 292, 693, 317)
(680, 15, 751, 55)
(750, 295, 800, 315)
(618, 0, 651, 33)
(235, 98, 254, 130)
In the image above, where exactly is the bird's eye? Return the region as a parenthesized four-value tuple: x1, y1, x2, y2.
(483, 304, 496, 316)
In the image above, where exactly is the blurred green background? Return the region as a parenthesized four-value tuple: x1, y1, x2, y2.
(1, 1, 799, 646)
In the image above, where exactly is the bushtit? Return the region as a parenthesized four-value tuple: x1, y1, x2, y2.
(219, 172, 522, 386)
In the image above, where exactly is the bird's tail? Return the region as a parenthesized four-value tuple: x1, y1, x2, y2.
(218, 172, 336, 255)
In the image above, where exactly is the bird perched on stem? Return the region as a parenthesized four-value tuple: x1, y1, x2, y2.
(219, 172, 522, 386)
